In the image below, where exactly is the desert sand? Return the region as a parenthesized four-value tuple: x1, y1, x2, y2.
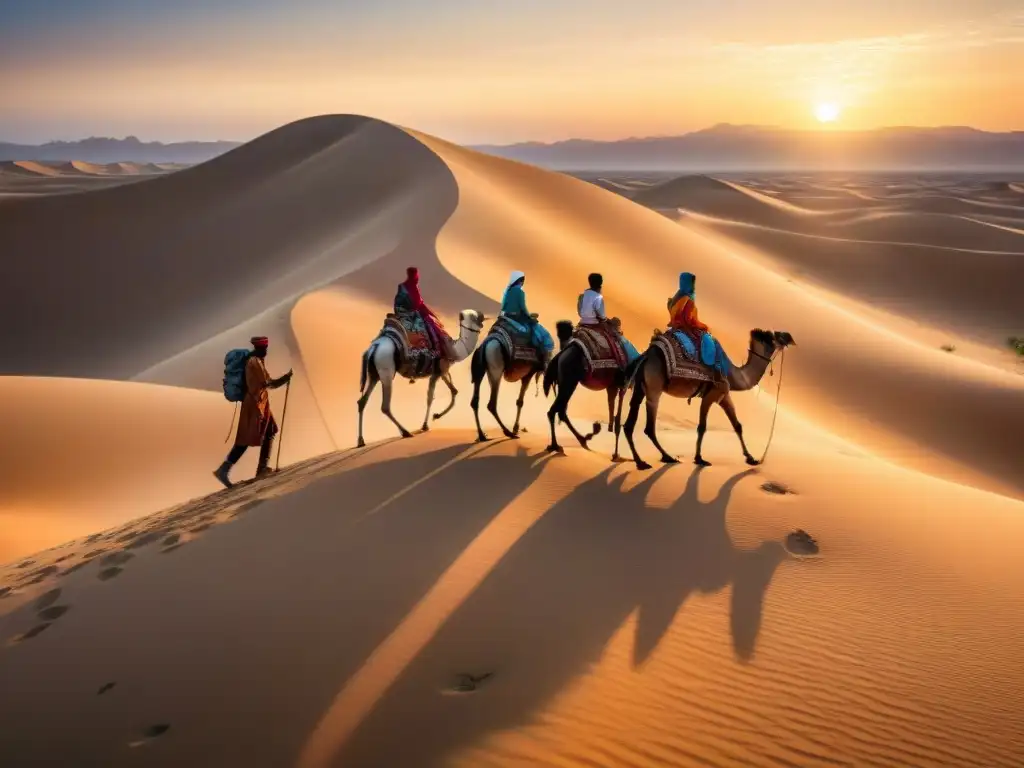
(1, 115, 1023, 766)
(0, 159, 174, 197)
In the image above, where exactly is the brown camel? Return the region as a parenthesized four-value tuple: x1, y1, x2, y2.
(622, 329, 795, 470)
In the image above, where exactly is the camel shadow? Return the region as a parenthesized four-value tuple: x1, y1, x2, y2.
(331, 463, 789, 766)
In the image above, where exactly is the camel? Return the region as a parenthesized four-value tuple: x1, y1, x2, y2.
(542, 326, 645, 457)
(470, 318, 574, 441)
(357, 309, 486, 447)
(622, 329, 795, 470)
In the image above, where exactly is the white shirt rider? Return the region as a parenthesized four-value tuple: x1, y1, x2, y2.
(578, 288, 606, 325)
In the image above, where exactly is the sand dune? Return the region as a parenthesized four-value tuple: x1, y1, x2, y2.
(0, 160, 60, 177)
(1, 114, 1023, 766)
(2, 432, 1023, 767)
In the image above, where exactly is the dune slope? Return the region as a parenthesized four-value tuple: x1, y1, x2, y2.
(2, 433, 1023, 767)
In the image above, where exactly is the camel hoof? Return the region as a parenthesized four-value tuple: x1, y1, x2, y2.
(356, 438, 366, 448)
(419, 426, 430, 434)
(401, 431, 414, 439)
(432, 413, 443, 420)
(476, 434, 490, 443)
(592, 421, 602, 433)
(545, 444, 564, 454)
(503, 431, 520, 440)
(611, 454, 629, 464)
(745, 456, 761, 466)
(635, 461, 652, 471)
(660, 455, 680, 464)
(694, 457, 712, 467)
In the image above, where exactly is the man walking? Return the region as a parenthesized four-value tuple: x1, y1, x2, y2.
(214, 336, 292, 488)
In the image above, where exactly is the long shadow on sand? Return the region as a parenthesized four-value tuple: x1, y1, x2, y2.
(326, 463, 788, 767)
(0, 439, 555, 766)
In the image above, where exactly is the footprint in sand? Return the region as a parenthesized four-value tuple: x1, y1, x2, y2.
(231, 500, 265, 518)
(97, 682, 117, 696)
(761, 480, 795, 495)
(100, 551, 134, 567)
(98, 567, 124, 582)
(9, 623, 52, 645)
(36, 588, 62, 609)
(129, 724, 171, 747)
(441, 672, 494, 695)
(26, 565, 59, 585)
(125, 529, 170, 550)
(785, 529, 820, 556)
(17, 560, 35, 570)
(0, 587, 12, 599)
(38, 605, 70, 621)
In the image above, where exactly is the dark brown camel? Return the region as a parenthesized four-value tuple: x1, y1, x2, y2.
(542, 327, 645, 456)
(622, 329, 795, 470)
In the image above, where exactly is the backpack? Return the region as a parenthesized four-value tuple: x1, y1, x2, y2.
(222, 348, 250, 402)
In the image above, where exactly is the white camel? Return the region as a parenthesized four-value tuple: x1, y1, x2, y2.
(357, 309, 486, 447)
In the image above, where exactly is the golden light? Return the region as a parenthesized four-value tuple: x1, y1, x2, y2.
(814, 102, 841, 123)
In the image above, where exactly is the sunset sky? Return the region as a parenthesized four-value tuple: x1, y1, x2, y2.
(2, 0, 1023, 144)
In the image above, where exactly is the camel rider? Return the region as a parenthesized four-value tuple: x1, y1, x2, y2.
(579, 273, 640, 366)
(668, 271, 730, 379)
(500, 270, 555, 356)
(394, 267, 454, 358)
(577, 273, 607, 326)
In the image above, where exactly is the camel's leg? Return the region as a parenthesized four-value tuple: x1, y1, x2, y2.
(511, 376, 530, 435)
(485, 365, 518, 440)
(356, 364, 379, 449)
(433, 371, 458, 422)
(611, 387, 627, 462)
(380, 372, 413, 439)
(623, 372, 650, 470)
(557, 379, 593, 449)
(694, 392, 717, 467)
(643, 387, 677, 464)
(545, 371, 578, 452)
(607, 387, 616, 432)
(719, 392, 760, 466)
(470, 366, 488, 442)
(420, 374, 438, 433)
(356, 352, 380, 448)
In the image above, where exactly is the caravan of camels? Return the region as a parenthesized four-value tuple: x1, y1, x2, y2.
(356, 266, 795, 469)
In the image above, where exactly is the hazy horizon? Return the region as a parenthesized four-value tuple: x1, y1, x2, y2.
(2, 1, 1023, 145)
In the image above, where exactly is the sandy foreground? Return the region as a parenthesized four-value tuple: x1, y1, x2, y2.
(1, 115, 1023, 766)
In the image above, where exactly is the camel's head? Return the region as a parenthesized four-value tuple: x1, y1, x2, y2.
(750, 328, 795, 354)
(459, 310, 486, 334)
(773, 331, 796, 348)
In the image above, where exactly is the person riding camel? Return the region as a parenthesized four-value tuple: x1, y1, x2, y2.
(578, 273, 639, 365)
(668, 271, 730, 380)
(394, 267, 454, 358)
(499, 270, 554, 357)
(577, 272, 608, 327)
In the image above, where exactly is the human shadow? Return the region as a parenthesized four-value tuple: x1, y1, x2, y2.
(330, 464, 790, 767)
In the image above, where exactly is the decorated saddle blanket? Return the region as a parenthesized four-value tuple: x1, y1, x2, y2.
(381, 313, 443, 379)
(486, 316, 543, 366)
(570, 324, 629, 372)
(652, 329, 732, 383)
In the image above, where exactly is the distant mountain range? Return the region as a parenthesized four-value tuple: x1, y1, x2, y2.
(471, 125, 1024, 172)
(0, 136, 242, 164)
(4, 124, 1023, 171)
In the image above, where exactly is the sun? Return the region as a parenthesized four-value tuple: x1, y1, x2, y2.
(814, 102, 841, 123)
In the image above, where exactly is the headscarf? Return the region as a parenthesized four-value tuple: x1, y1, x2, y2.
(250, 336, 269, 348)
(401, 266, 439, 321)
(671, 272, 696, 306)
(501, 270, 525, 303)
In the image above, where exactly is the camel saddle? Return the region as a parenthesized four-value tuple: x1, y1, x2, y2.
(650, 329, 717, 384)
(486, 316, 543, 367)
(570, 323, 628, 372)
(381, 313, 444, 379)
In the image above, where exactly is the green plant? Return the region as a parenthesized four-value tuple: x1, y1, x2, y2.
(1008, 337, 1024, 357)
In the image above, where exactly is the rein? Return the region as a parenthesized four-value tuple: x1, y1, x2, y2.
(755, 345, 787, 464)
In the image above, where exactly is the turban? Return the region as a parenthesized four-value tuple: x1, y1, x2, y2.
(250, 336, 269, 347)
